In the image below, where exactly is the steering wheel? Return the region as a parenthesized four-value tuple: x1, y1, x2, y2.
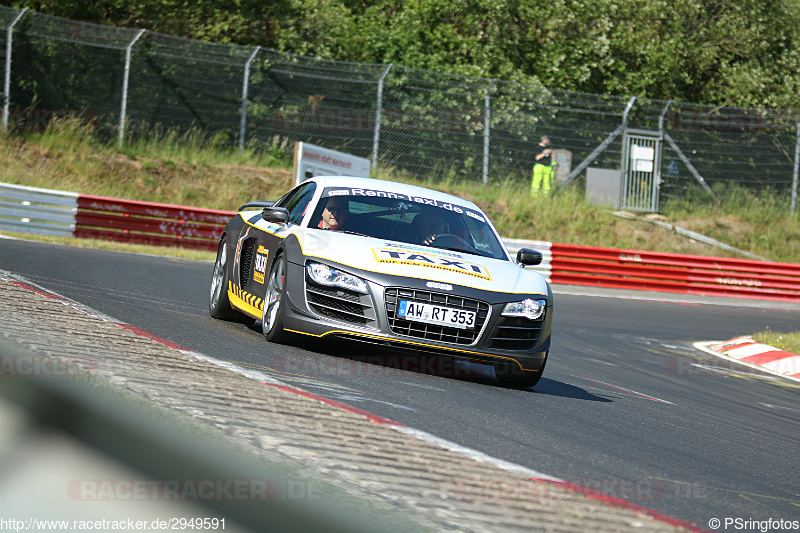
(429, 233, 475, 250)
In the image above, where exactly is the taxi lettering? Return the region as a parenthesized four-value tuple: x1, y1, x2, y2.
(373, 248, 490, 280)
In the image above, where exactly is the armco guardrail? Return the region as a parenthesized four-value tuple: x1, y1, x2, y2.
(547, 243, 800, 302)
(75, 194, 234, 250)
(0, 182, 234, 250)
(2, 182, 798, 301)
(0, 182, 78, 237)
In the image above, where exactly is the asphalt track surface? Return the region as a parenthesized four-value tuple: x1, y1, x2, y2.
(2, 238, 799, 529)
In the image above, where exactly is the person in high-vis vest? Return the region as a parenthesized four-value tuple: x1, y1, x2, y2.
(531, 136, 555, 197)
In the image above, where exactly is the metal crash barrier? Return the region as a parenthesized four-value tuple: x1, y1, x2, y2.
(75, 194, 233, 250)
(3, 181, 799, 302)
(547, 243, 800, 302)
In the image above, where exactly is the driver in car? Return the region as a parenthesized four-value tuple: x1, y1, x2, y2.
(318, 197, 350, 230)
(413, 209, 446, 246)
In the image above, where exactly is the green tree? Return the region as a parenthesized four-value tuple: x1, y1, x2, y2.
(9, 0, 800, 107)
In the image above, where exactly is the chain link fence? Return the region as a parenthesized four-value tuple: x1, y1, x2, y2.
(3, 7, 799, 212)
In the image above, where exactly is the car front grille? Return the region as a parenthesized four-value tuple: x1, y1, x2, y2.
(487, 316, 545, 351)
(306, 280, 377, 327)
(385, 288, 489, 345)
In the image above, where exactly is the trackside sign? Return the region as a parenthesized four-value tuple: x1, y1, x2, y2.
(293, 142, 371, 185)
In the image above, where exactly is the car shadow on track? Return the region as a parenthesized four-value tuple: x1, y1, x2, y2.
(250, 327, 613, 402)
(531, 378, 613, 402)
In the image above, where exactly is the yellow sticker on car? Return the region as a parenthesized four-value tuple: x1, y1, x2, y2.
(253, 245, 268, 284)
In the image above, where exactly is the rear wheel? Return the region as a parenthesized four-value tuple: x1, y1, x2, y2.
(209, 240, 240, 321)
(495, 354, 547, 389)
(262, 255, 291, 343)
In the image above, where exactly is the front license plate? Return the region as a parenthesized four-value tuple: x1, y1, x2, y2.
(397, 300, 476, 329)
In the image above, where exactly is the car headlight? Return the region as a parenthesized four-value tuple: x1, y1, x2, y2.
(501, 298, 546, 320)
(306, 261, 369, 294)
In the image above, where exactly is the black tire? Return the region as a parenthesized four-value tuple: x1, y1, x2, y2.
(209, 239, 241, 321)
(262, 254, 291, 343)
(495, 354, 547, 389)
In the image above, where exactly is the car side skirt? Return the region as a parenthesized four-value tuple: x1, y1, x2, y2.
(228, 282, 263, 319)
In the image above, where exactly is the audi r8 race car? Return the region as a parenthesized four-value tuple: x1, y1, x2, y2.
(209, 176, 552, 388)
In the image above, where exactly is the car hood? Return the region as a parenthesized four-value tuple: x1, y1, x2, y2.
(296, 230, 548, 297)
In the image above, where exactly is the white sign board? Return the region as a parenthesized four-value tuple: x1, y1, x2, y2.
(631, 144, 655, 173)
(631, 145, 655, 161)
(293, 142, 371, 185)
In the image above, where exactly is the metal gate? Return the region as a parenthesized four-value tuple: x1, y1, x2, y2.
(621, 130, 662, 212)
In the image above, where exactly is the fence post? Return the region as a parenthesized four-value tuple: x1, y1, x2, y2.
(482, 79, 496, 185)
(563, 96, 636, 186)
(118, 29, 146, 148)
(792, 122, 799, 214)
(3, 8, 27, 133)
(658, 101, 671, 135)
(372, 63, 393, 171)
(239, 46, 260, 154)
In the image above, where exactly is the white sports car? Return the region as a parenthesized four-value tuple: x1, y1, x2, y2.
(209, 176, 552, 388)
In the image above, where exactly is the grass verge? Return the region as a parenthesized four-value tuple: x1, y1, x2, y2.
(3, 119, 800, 262)
(752, 330, 800, 355)
(0, 119, 294, 210)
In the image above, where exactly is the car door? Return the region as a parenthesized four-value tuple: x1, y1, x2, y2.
(238, 182, 317, 309)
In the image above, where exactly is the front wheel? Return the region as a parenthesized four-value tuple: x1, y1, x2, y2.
(262, 255, 291, 343)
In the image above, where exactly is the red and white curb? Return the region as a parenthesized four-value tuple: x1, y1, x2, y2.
(694, 337, 800, 382)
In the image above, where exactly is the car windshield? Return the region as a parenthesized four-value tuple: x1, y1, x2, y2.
(308, 187, 508, 260)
